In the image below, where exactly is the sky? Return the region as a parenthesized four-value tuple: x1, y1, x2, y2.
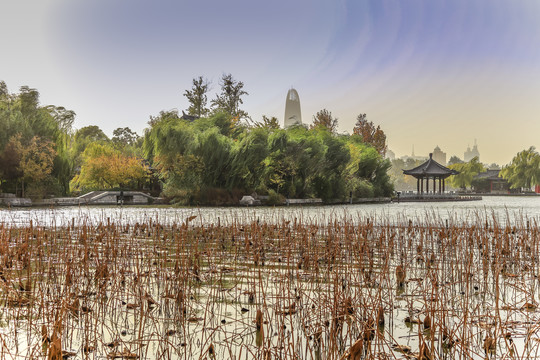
(1, 0, 539, 165)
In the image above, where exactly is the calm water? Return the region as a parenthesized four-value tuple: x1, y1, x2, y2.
(1, 195, 540, 227)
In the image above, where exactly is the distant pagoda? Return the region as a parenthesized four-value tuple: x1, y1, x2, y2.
(403, 153, 458, 194)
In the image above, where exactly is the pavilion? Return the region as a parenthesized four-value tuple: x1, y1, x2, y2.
(403, 153, 459, 194)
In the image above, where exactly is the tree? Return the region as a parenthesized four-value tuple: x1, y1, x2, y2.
(0, 81, 8, 97)
(388, 158, 423, 191)
(70, 143, 149, 192)
(312, 130, 351, 200)
(346, 140, 393, 197)
(311, 109, 338, 133)
(0, 82, 76, 196)
(20, 136, 57, 197)
(448, 156, 463, 165)
(448, 157, 485, 190)
(194, 127, 233, 189)
(45, 105, 76, 133)
(148, 109, 180, 127)
(71, 125, 110, 170)
(500, 147, 540, 190)
(352, 113, 387, 156)
(112, 127, 140, 147)
(256, 115, 280, 130)
(211, 74, 248, 120)
(184, 76, 211, 118)
(0, 135, 23, 189)
(229, 127, 269, 190)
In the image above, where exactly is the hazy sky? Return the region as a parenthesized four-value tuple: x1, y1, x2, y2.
(1, 0, 539, 165)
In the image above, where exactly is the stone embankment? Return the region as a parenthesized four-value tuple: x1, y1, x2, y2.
(1, 191, 163, 207)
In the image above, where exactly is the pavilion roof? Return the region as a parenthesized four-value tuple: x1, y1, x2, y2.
(475, 169, 504, 181)
(403, 153, 459, 178)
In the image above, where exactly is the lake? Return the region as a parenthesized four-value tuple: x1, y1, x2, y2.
(1, 195, 540, 227)
(2, 195, 540, 359)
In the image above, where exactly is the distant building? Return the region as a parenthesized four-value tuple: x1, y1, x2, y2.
(284, 88, 302, 128)
(400, 145, 427, 162)
(432, 145, 446, 165)
(464, 140, 480, 162)
(474, 170, 510, 194)
(181, 111, 199, 121)
(386, 149, 396, 161)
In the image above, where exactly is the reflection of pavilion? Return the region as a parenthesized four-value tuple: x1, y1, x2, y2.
(403, 153, 458, 194)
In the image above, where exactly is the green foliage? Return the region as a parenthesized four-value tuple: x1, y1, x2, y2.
(112, 127, 139, 147)
(448, 157, 485, 189)
(229, 128, 269, 190)
(346, 139, 393, 197)
(500, 147, 540, 190)
(0, 80, 396, 204)
(266, 189, 285, 205)
(311, 131, 350, 200)
(388, 158, 424, 191)
(141, 106, 394, 204)
(448, 155, 464, 165)
(256, 115, 280, 130)
(184, 76, 210, 118)
(0, 82, 77, 196)
(73, 126, 110, 160)
(194, 127, 233, 188)
(210, 74, 248, 120)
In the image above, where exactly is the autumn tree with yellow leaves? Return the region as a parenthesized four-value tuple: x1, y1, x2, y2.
(70, 143, 149, 192)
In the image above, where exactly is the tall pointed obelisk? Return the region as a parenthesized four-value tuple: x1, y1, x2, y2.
(284, 88, 302, 128)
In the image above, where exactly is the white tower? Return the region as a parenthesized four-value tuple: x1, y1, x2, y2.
(284, 88, 302, 128)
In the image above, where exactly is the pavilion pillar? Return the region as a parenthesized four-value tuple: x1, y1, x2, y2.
(438, 178, 442, 194)
(443, 179, 446, 193)
(426, 177, 429, 193)
(433, 177, 436, 194)
(417, 178, 420, 194)
(421, 178, 424, 194)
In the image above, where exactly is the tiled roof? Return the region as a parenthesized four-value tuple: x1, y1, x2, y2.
(476, 169, 503, 180)
(403, 153, 459, 177)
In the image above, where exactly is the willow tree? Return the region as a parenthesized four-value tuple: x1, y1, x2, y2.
(194, 127, 233, 189)
(143, 114, 200, 197)
(500, 147, 540, 190)
(346, 138, 393, 198)
(0, 82, 76, 196)
(228, 128, 269, 190)
(311, 129, 350, 200)
(448, 157, 485, 190)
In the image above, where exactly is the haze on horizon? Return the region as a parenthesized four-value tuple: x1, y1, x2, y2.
(1, 0, 539, 166)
